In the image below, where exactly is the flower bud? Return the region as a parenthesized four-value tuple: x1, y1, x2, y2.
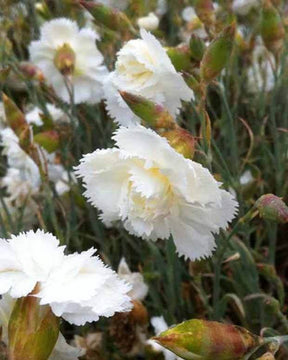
(162, 127, 196, 159)
(53, 43, 76, 76)
(2, 93, 30, 147)
(137, 12, 159, 31)
(200, 22, 236, 83)
(19, 62, 44, 82)
(189, 35, 206, 62)
(166, 45, 192, 72)
(261, 0, 285, 56)
(153, 319, 261, 360)
(182, 72, 202, 97)
(119, 91, 176, 129)
(255, 194, 288, 223)
(79, 0, 134, 34)
(8, 295, 60, 360)
(34, 130, 60, 153)
(194, 0, 215, 28)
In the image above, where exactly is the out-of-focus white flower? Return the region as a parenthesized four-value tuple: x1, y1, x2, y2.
(95, 0, 128, 11)
(0, 294, 84, 360)
(37, 248, 132, 325)
(240, 170, 254, 186)
(232, 0, 259, 15)
(29, 18, 108, 104)
(137, 13, 159, 31)
(147, 316, 181, 360)
(75, 125, 238, 261)
(0, 102, 6, 129)
(26, 104, 69, 127)
(181, 6, 207, 40)
(118, 258, 148, 301)
(0, 230, 132, 326)
(104, 29, 194, 126)
(0, 128, 41, 206)
(0, 230, 65, 298)
(247, 43, 275, 93)
(156, 0, 167, 16)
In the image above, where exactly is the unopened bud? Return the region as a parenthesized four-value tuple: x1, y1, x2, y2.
(189, 35, 206, 62)
(137, 12, 159, 31)
(153, 319, 261, 360)
(200, 22, 236, 82)
(19, 62, 44, 82)
(54, 43, 76, 76)
(34, 130, 60, 153)
(80, 0, 134, 33)
(182, 72, 202, 97)
(8, 295, 59, 360)
(194, 0, 215, 28)
(261, 0, 285, 56)
(255, 194, 288, 223)
(162, 127, 196, 159)
(166, 45, 191, 71)
(120, 91, 176, 129)
(2, 93, 30, 148)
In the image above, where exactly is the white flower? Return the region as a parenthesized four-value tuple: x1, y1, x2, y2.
(0, 230, 65, 298)
(232, 0, 259, 15)
(95, 0, 128, 11)
(240, 170, 254, 186)
(29, 18, 108, 104)
(182, 6, 198, 23)
(247, 43, 275, 93)
(26, 104, 69, 127)
(75, 125, 238, 261)
(0, 294, 84, 360)
(118, 258, 148, 301)
(137, 13, 159, 31)
(0, 230, 132, 326)
(147, 316, 181, 360)
(104, 29, 194, 126)
(37, 248, 132, 325)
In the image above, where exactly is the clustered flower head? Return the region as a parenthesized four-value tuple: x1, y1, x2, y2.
(75, 125, 238, 261)
(0, 230, 132, 326)
(104, 29, 194, 126)
(29, 18, 108, 104)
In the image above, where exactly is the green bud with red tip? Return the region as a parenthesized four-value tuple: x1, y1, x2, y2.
(153, 319, 261, 360)
(2, 93, 30, 148)
(162, 127, 196, 159)
(261, 0, 285, 56)
(79, 1, 135, 34)
(34, 130, 60, 153)
(8, 293, 59, 360)
(119, 91, 176, 129)
(255, 194, 288, 223)
(200, 22, 236, 83)
(166, 45, 191, 72)
(194, 0, 215, 28)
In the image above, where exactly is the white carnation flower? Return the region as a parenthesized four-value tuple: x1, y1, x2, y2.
(0, 294, 84, 360)
(118, 258, 148, 301)
(75, 125, 238, 261)
(26, 104, 69, 127)
(104, 29, 194, 126)
(0, 230, 132, 326)
(29, 18, 108, 104)
(37, 248, 132, 325)
(0, 230, 65, 298)
(232, 0, 259, 15)
(147, 316, 181, 360)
